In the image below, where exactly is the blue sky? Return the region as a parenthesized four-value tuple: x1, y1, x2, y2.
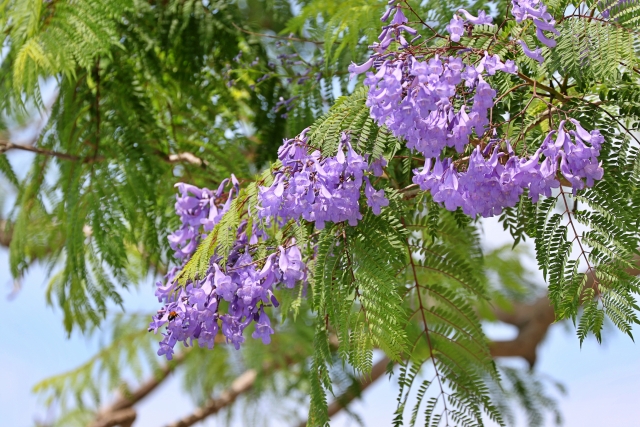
(1, 215, 639, 427)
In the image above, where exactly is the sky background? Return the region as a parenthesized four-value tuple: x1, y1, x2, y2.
(1, 214, 638, 427)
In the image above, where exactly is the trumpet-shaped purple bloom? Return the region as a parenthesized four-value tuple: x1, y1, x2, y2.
(519, 40, 545, 64)
(511, 0, 559, 47)
(214, 265, 237, 302)
(446, 15, 465, 42)
(458, 9, 493, 25)
(535, 26, 557, 48)
(364, 177, 389, 215)
(370, 156, 388, 177)
(348, 57, 375, 79)
(252, 311, 275, 344)
(151, 179, 310, 359)
(257, 132, 380, 229)
(279, 245, 305, 288)
(413, 120, 604, 216)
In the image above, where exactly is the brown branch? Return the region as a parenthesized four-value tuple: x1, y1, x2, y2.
(166, 152, 208, 166)
(0, 137, 206, 167)
(164, 335, 339, 427)
(164, 368, 258, 427)
(90, 408, 136, 427)
(112, 355, 186, 412)
(327, 359, 389, 417)
(0, 139, 105, 163)
(517, 72, 570, 104)
(489, 253, 640, 367)
(0, 219, 11, 247)
(89, 352, 189, 427)
(489, 296, 556, 367)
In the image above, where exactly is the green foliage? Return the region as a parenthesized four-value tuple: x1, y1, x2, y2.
(2, 0, 640, 426)
(393, 208, 502, 427)
(517, 105, 640, 342)
(594, 0, 640, 27)
(284, 0, 384, 73)
(548, 18, 638, 83)
(490, 365, 565, 427)
(1, 0, 133, 102)
(1, 0, 287, 333)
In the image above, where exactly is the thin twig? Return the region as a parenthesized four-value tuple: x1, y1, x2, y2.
(165, 369, 258, 427)
(0, 139, 104, 163)
(517, 72, 571, 103)
(402, 218, 451, 426)
(232, 23, 325, 45)
(559, 187, 599, 297)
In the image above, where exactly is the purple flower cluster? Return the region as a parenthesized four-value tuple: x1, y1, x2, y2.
(511, 0, 560, 62)
(348, 6, 517, 159)
(362, 53, 515, 158)
(257, 130, 388, 229)
(413, 120, 604, 217)
(446, 9, 493, 43)
(151, 181, 308, 360)
(546, 119, 604, 192)
(168, 179, 237, 259)
(150, 0, 608, 363)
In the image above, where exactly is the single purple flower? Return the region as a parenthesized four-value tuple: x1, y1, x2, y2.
(214, 264, 237, 302)
(278, 245, 305, 288)
(458, 9, 493, 25)
(370, 156, 388, 177)
(518, 40, 545, 64)
(446, 15, 465, 42)
(364, 177, 390, 215)
(535, 26, 557, 48)
(252, 311, 274, 344)
(348, 57, 375, 79)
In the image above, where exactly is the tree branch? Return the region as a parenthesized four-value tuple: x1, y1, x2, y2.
(517, 73, 570, 103)
(166, 152, 208, 167)
(0, 138, 206, 167)
(90, 408, 136, 427)
(0, 139, 104, 163)
(164, 368, 258, 427)
(163, 337, 339, 427)
(0, 219, 11, 247)
(489, 253, 640, 367)
(89, 352, 189, 427)
(489, 296, 556, 367)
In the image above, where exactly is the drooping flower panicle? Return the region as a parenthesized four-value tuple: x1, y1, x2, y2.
(349, 6, 518, 161)
(257, 131, 388, 229)
(412, 121, 604, 217)
(151, 181, 308, 360)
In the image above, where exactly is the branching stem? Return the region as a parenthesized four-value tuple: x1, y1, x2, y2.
(559, 186, 600, 298)
(403, 218, 451, 427)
